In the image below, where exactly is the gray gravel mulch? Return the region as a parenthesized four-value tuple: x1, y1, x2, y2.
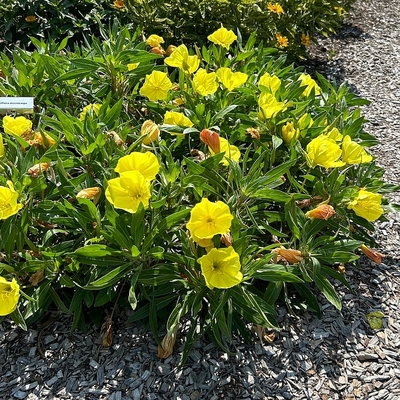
(1, 0, 400, 399)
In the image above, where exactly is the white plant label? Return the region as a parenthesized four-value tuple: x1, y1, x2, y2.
(0, 97, 34, 113)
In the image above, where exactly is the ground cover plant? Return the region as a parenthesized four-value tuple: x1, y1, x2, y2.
(1, 21, 398, 364)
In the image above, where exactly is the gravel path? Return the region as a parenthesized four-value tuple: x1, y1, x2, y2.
(1, 0, 400, 399)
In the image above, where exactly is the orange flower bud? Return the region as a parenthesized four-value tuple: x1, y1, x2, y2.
(274, 247, 304, 264)
(151, 47, 166, 56)
(199, 129, 220, 153)
(305, 204, 336, 220)
(76, 187, 101, 204)
(360, 244, 383, 264)
(25, 15, 36, 22)
(141, 120, 160, 145)
(28, 162, 51, 178)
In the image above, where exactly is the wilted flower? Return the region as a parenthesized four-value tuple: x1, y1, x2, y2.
(305, 204, 336, 220)
(76, 187, 102, 204)
(282, 122, 300, 144)
(140, 120, 160, 145)
(0, 277, 20, 316)
(199, 129, 220, 153)
(105, 171, 152, 213)
(216, 67, 248, 92)
(145, 34, 164, 48)
(209, 137, 241, 166)
(267, 3, 284, 14)
(187, 198, 233, 240)
(258, 93, 286, 119)
(246, 127, 260, 140)
(158, 324, 179, 358)
(306, 135, 345, 169)
(193, 68, 219, 96)
(347, 189, 383, 221)
(0, 181, 23, 220)
(198, 247, 242, 289)
(221, 232, 233, 247)
(139, 71, 172, 101)
(258, 72, 281, 95)
(164, 44, 200, 74)
(30, 131, 56, 148)
(301, 33, 311, 46)
(3, 116, 32, 138)
(113, 0, 125, 8)
(151, 47, 166, 56)
(341, 135, 373, 164)
(25, 15, 36, 22)
(207, 26, 237, 49)
(360, 244, 383, 264)
(298, 73, 321, 96)
(274, 248, 304, 264)
(276, 33, 288, 48)
(28, 162, 51, 178)
(79, 103, 101, 120)
(115, 152, 160, 181)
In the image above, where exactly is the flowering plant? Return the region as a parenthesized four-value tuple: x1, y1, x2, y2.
(0, 25, 398, 363)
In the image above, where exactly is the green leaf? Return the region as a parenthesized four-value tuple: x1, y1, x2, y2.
(85, 264, 132, 289)
(311, 273, 342, 310)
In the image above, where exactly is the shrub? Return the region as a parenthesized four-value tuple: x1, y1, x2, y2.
(0, 25, 397, 364)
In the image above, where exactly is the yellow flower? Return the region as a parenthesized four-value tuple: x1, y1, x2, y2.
(341, 135, 373, 164)
(301, 33, 311, 46)
(163, 111, 194, 128)
(216, 67, 248, 92)
(267, 3, 284, 14)
(198, 247, 242, 289)
(0, 133, 4, 158)
(0, 277, 20, 316)
(209, 137, 240, 166)
(115, 152, 160, 181)
(258, 72, 281, 95)
(3, 116, 32, 137)
(145, 34, 164, 48)
(207, 26, 237, 49)
(30, 131, 57, 148)
(325, 127, 343, 141)
(258, 93, 286, 120)
(276, 33, 288, 48)
(282, 122, 300, 144)
(140, 120, 160, 145)
(0, 181, 23, 220)
(127, 63, 140, 71)
(113, 0, 125, 8)
(305, 204, 336, 220)
(347, 189, 383, 222)
(193, 68, 219, 96)
(79, 103, 101, 121)
(139, 71, 172, 101)
(164, 44, 200, 74)
(105, 171, 152, 213)
(25, 15, 36, 22)
(306, 135, 345, 169)
(187, 198, 233, 240)
(298, 73, 321, 96)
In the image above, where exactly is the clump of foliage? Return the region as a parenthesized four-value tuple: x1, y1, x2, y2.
(0, 24, 397, 364)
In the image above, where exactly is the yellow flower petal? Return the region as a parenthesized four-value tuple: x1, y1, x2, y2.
(347, 189, 383, 221)
(0, 277, 20, 316)
(341, 135, 373, 164)
(115, 152, 160, 181)
(306, 134, 345, 169)
(207, 26, 237, 49)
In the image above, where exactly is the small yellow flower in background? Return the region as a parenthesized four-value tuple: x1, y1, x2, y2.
(207, 26, 237, 49)
(267, 3, 284, 14)
(0, 133, 4, 158)
(276, 33, 288, 48)
(140, 120, 160, 145)
(0, 181, 23, 220)
(306, 134, 345, 169)
(360, 244, 383, 264)
(25, 15, 36, 22)
(3, 116, 32, 137)
(127, 63, 140, 71)
(164, 111, 193, 128)
(113, 0, 125, 9)
(193, 68, 219, 96)
(0, 277, 20, 316)
(139, 71, 172, 101)
(298, 73, 321, 96)
(187, 198, 233, 240)
(341, 135, 373, 164)
(209, 137, 241, 166)
(216, 67, 248, 92)
(301, 33, 311, 46)
(164, 44, 200, 74)
(282, 122, 300, 144)
(105, 171, 152, 213)
(115, 152, 160, 181)
(200, 129, 220, 153)
(325, 127, 343, 141)
(145, 34, 164, 48)
(334, 6, 346, 16)
(79, 103, 101, 121)
(347, 189, 383, 222)
(258, 93, 286, 120)
(198, 246, 242, 289)
(28, 162, 51, 178)
(305, 204, 336, 220)
(273, 248, 304, 264)
(258, 72, 281, 95)
(76, 187, 102, 204)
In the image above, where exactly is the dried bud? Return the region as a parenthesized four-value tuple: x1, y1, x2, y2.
(151, 46, 166, 56)
(107, 131, 124, 146)
(199, 129, 220, 153)
(273, 247, 304, 264)
(141, 120, 160, 145)
(360, 244, 383, 264)
(158, 325, 179, 358)
(101, 318, 113, 347)
(76, 187, 101, 205)
(165, 45, 177, 56)
(29, 269, 44, 286)
(305, 204, 336, 220)
(0, 69, 5, 79)
(254, 325, 276, 344)
(28, 162, 51, 178)
(246, 127, 260, 140)
(221, 232, 233, 247)
(190, 149, 206, 161)
(337, 264, 346, 274)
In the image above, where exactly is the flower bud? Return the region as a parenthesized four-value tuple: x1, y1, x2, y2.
(199, 129, 220, 153)
(28, 162, 51, 178)
(360, 244, 383, 264)
(246, 127, 260, 140)
(305, 204, 336, 220)
(165, 45, 177, 56)
(221, 232, 233, 247)
(76, 187, 101, 205)
(151, 46, 166, 56)
(273, 247, 304, 264)
(158, 324, 179, 358)
(141, 120, 160, 145)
